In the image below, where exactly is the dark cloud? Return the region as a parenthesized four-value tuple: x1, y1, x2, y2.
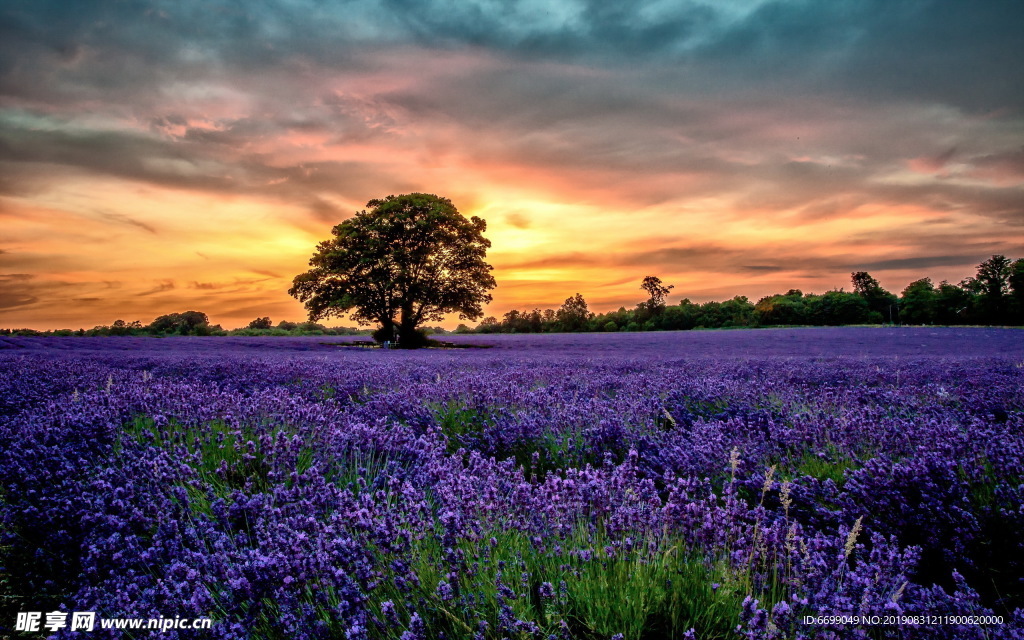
(855, 255, 985, 272)
(0, 291, 37, 311)
(500, 252, 601, 270)
(188, 276, 276, 291)
(95, 211, 158, 234)
(0, 273, 43, 312)
(2, 0, 1020, 212)
(0, 114, 408, 218)
(4, 0, 1020, 108)
(138, 280, 175, 296)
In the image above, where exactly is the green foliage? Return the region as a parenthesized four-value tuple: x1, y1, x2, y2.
(289, 193, 496, 347)
(450, 258, 1008, 334)
(121, 416, 315, 511)
(227, 324, 369, 337)
(150, 310, 218, 335)
(781, 444, 859, 487)
(556, 293, 592, 332)
(247, 316, 273, 330)
(900, 278, 937, 324)
(431, 402, 593, 478)
(431, 400, 493, 454)
(640, 275, 674, 312)
(850, 272, 898, 322)
(1012, 258, 1024, 323)
(372, 520, 748, 640)
(970, 255, 1013, 323)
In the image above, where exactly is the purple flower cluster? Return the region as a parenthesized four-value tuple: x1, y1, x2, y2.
(0, 329, 1022, 639)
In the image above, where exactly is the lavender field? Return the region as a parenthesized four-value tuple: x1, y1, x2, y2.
(2, 327, 1022, 639)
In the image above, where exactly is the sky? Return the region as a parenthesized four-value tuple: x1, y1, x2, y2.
(1, 0, 1023, 330)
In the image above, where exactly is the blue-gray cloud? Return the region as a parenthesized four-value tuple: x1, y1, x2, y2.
(3, 0, 1022, 107)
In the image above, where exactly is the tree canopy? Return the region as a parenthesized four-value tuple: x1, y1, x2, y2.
(640, 276, 674, 310)
(289, 193, 496, 347)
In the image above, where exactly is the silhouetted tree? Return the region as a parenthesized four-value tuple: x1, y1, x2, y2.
(476, 316, 500, 333)
(935, 281, 972, 324)
(851, 271, 898, 322)
(900, 278, 938, 324)
(1010, 258, 1024, 323)
(247, 317, 273, 330)
(806, 291, 870, 326)
(970, 255, 1012, 323)
(149, 311, 214, 335)
(755, 290, 809, 325)
(556, 293, 591, 332)
(289, 193, 496, 348)
(640, 276, 674, 310)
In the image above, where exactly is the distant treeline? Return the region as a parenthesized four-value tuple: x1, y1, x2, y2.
(462, 254, 1024, 334)
(0, 312, 384, 338)
(3, 255, 1021, 337)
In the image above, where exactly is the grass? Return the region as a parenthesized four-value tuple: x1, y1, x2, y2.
(431, 401, 590, 479)
(368, 518, 758, 640)
(121, 415, 320, 515)
(784, 444, 858, 486)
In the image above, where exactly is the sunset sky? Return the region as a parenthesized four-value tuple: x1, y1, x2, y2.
(1, 0, 1023, 330)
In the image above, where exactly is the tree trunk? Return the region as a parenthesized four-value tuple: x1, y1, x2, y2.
(374, 318, 397, 344)
(397, 305, 427, 348)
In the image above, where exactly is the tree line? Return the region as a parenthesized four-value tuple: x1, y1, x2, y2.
(464, 255, 1024, 334)
(3, 256, 1021, 338)
(0, 312, 380, 337)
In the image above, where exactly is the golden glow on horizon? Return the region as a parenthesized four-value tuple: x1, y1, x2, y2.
(2, 167, 1015, 331)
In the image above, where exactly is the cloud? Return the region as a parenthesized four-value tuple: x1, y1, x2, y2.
(854, 255, 985, 272)
(0, 273, 45, 313)
(0, 291, 38, 311)
(95, 211, 158, 234)
(499, 252, 601, 270)
(967, 146, 1024, 184)
(504, 212, 531, 229)
(138, 280, 175, 296)
(0, 0, 1021, 328)
(188, 276, 278, 291)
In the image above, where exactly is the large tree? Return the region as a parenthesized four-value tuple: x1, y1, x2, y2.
(640, 275, 674, 310)
(970, 254, 1012, 323)
(1011, 258, 1024, 323)
(556, 293, 591, 332)
(899, 278, 937, 325)
(851, 271, 898, 323)
(289, 193, 496, 348)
